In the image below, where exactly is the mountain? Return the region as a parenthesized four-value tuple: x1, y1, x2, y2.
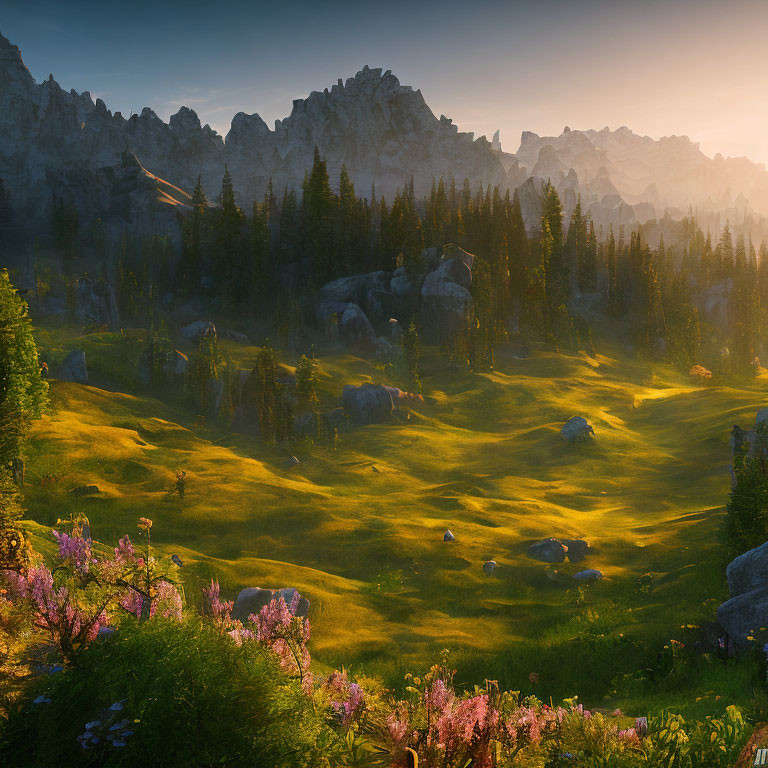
(513, 125, 768, 230)
(3, 30, 768, 247)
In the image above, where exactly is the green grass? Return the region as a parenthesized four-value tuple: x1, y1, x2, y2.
(21, 321, 768, 716)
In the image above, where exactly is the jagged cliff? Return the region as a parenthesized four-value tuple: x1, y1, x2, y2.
(3, 29, 768, 247)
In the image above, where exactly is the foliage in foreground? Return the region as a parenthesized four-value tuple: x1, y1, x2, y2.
(0, 523, 754, 767)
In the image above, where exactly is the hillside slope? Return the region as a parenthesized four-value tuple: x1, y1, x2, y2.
(20, 325, 764, 710)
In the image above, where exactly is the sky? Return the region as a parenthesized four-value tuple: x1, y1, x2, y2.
(4, 0, 768, 164)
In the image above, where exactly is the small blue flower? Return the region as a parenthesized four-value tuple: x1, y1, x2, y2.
(85, 720, 101, 730)
(109, 699, 126, 711)
(33, 695, 51, 704)
(49, 665, 64, 674)
(112, 740, 127, 747)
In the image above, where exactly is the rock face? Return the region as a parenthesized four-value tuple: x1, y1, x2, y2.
(231, 587, 309, 625)
(75, 277, 119, 330)
(59, 349, 88, 384)
(561, 416, 595, 443)
(342, 383, 395, 424)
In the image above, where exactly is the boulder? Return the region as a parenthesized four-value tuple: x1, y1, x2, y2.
(561, 539, 590, 563)
(59, 349, 88, 384)
(390, 269, 413, 302)
(389, 317, 404, 341)
(293, 412, 317, 439)
(573, 569, 602, 581)
(375, 336, 395, 362)
(75, 277, 119, 330)
(319, 271, 394, 324)
(339, 303, 377, 351)
(231, 587, 309, 625)
(757, 409, 768, 426)
(561, 416, 595, 443)
(322, 407, 348, 434)
(717, 586, 768, 649)
(342, 383, 395, 424)
(527, 538, 568, 563)
(726, 541, 768, 597)
(219, 327, 249, 344)
(181, 320, 215, 341)
(285, 455, 300, 468)
(483, 560, 497, 575)
(420, 257, 474, 344)
(443, 530, 456, 542)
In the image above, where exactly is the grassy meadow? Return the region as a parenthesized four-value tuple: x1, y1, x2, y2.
(20, 320, 768, 719)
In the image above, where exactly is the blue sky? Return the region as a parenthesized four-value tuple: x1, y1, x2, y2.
(4, 0, 768, 163)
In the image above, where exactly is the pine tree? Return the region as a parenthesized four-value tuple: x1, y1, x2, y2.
(0, 269, 48, 479)
(295, 350, 320, 411)
(303, 147, 336, 285)
(402, 319, 421, 393)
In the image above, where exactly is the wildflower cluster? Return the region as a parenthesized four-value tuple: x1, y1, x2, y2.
(203, 581, 312, 689)
(0, 516, 182, 663)
(77, 699, 136, 753)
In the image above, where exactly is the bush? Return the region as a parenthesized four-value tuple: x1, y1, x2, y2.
(0, 617, 328, 767)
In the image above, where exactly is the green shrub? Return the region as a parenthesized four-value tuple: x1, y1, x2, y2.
(0, 617, 329, 767)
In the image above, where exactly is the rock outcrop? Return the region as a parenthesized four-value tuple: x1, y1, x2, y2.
(718, 540, 768, 648)
(342, 383, 396, 424)
(231, 587, 309, 624)
(561, 417, 595, 443)
(58, 349, 88, 384)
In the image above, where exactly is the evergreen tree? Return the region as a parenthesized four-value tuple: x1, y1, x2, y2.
(402, 319, 422, 392)
(302, 147, 336, 285)
(295, 350, 320, 411)
(0, 270, 48, 480)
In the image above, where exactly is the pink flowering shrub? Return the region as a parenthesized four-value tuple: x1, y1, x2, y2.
(1, 516, 182, 664)
(203, 581, 312, 690)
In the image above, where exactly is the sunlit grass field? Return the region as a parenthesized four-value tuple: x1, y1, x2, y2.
(21, 321, 768, 717)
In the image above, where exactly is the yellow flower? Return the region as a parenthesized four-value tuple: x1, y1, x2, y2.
(138, 517, 153, 530)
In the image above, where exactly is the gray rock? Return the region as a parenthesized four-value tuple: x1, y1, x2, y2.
(219, 327, 249, 344)
(483, 560, 497, 575)
(339, 303, 377, 351)
(561, 416, 595, 443)
(59, 349, 88, 384)
(573, 569, 602, 581)
(342, 383, 395, 424)
(181, 320, 219, 342)
(231, 587, 309, 624)
(76, 277, 119, 330)
(389, 317, 404, 341)
(726, 541, 768, 597)
(527, 538, 568, 563)
(285, 455, 300, 468)
(717, 586, 768, 649)
(561, 539, 591, 563)
(757, 409, 768, 426)
(375, 336, 395, 361)
(420, 256, 474, 344)
(293, 412, 317, 439)
(444, 530, 456, 542)
(322, 407, 348, 434)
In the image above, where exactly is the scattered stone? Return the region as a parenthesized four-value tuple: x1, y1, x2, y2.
(231, 587, 309, 624)
(171, 554, 184, 567)
(561, 416, 595, 443)
(483, 560, 497, 575)
(69, 484, 100, 497)
(342, 383, 395, 424)
(527, 538, 568, 563)
(757, 408, 768, 426)
(443, 530, 456, 542)
(561, 539, 590, 563)
(371, 464, 380, 473)
(59, 349, 88, 384)
(285, 456, 300, 468)
(573, 569, 603, 581)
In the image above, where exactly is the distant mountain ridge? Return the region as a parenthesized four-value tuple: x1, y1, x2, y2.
(2, 30, 768, 245)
